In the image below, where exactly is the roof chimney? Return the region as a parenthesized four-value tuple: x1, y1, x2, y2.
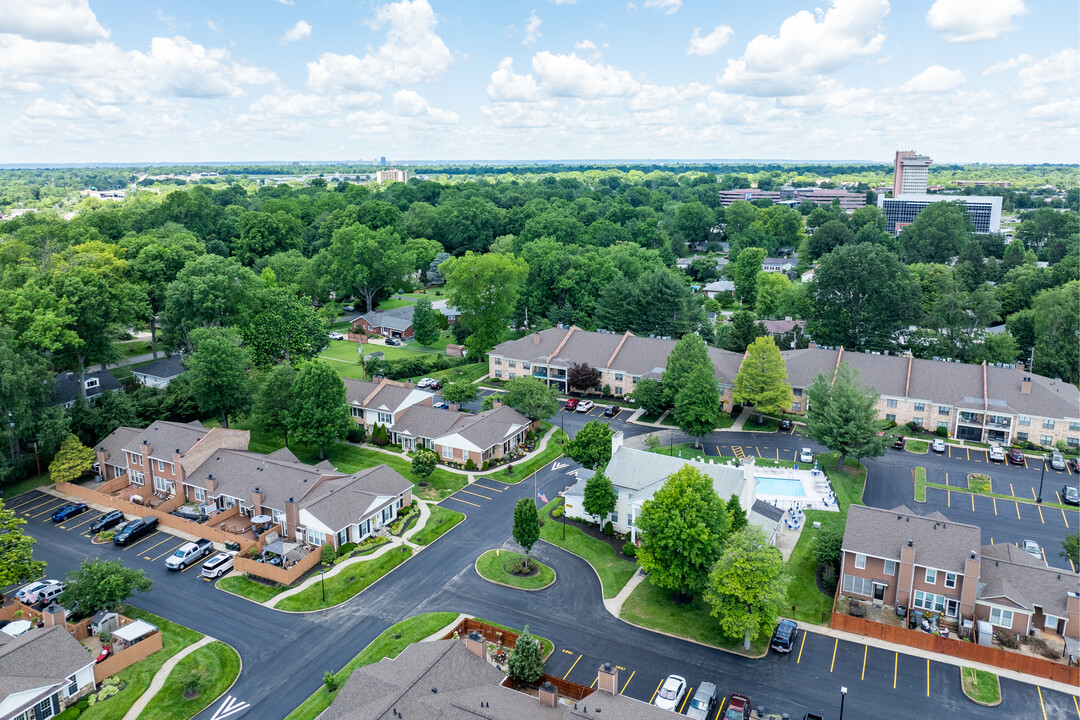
(533, 333, 541, 344)
(539, 681, 558, 708)
(1021, 376, 1032, 394)
(907, 539, 913, 547)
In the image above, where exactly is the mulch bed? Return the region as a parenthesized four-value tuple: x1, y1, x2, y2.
(543, 501, 636, 561)
(504, 560, 541, 577)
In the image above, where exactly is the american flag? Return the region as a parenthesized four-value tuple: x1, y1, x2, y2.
(537, 491, 548, 504)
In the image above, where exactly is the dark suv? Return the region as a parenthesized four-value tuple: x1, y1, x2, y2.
(113, 516, 159, 546)
(770, 619, 798, 653)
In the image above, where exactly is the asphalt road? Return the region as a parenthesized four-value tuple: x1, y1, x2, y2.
(7, 422, 1079, 720)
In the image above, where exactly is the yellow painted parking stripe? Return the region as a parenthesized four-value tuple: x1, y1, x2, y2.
(21, 497, 62, 514)
(590, 677, 597, 689)
(459, 489, 491, 500)
(562, 654, 581, 679)
(447, 496, 480, 508)
(715, 698, 726, 720)
(150, 540, 186, 562)
(829, 638, 838, 672)
(472, 483, 503, 493)
(30, 501, 68, 518)
(620, 670, 635, 694)
(8, 494, 45, 509)
(11, 576, 46, 595)
(1037, 686, 1047, 720)
(679, 687, 693, 714)
(64, 512, 106, 531)
(181, 558, 204, 573)
(1041, 548, 1047, 564)
(1023, 456, 1028, 469)
(1071, 558, 1077, 573)
(992, 497, 997, 516)
(121, 531, 161, 551)
(1015, 500, 1021, 520)
(1010, 482, 1016, 497)
(926, 659, 930, 697)
(966, 448, 970, 462)
(754, 446, 762, 458)
(893, 653, 898, 689)
(983, 450, 989, 462)
(1073, 694, 1079, 718)
(796, 629, 806, 663)
(775, 448, 779, 460)
(944, 472, 949, 486)
(1060, 503, 1069, 529)
(1035, 499, 1044, 524)
(715, 445, 722, 456)
(649, 679, 664, 704)
(947, 489, 951, 507)
(861, 645, 867, 680)
(970, 492, 975, 512)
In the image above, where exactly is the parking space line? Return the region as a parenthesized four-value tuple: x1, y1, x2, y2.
(861, 645, 867, 680)
(472, 483, 503, 493)
(944, 472, 949, 486)
(1070, 558, 1076, 573)
(562, 654, 581, 679)
(121, 531, 161, 551)
(796, 630, 806, 663)
(181, 559, 203, 573)
(679, 688, 693, 714)
(992, 497, 997, 516)
(1041, 548, 1047, 564)
(619, 670, 635, 694)
(65, 512, 106, 531)
(23, 498, 64, 515)
(150, 541, 186, 562)
(966, 448, 970, 462)
(8, 494, 45, 509)
(1014, 500, 1021, 520)
(590, 678, 597, 689)
(649, 679, 663, 704)
(447, 496, 481, 508)
(1060, 504, 1069, 529)
(926, 659, 930, 697)
(775, 449, 779, 460)
(16, 496, 56, 513)
(970, 492, 974, 512)
(141, 535, 176, 558)
(947, 489, 951, 507)
(754, 446, 762, 458)
(893, 653, 898, 689)
(1035, 500, 1044, 524)
(829, 638, 838, 672)
(715, 699, 726, 720)
(459, 489, 491, 500)
(30, 501, 67, 518)
(982, 450, 989, 462)
(1037, 686, 1046, 720)
(1023, 456, 1028, 469)
(1010, 482, 1015, 497)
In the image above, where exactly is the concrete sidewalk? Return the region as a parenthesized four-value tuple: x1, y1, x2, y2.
(602, 567, 647, 617)
(122, 636, 215, 720)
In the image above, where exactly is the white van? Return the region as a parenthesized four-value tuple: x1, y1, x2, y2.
(201, 551, 236, 579)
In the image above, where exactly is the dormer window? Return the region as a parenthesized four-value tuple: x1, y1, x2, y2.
(85, 378, 100, 390)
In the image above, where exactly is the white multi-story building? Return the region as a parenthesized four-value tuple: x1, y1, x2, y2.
(375, 168, 410, 184)
(893, 150, 932, 195)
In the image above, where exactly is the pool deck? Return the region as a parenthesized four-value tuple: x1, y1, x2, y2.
(747, 457, 840, 513)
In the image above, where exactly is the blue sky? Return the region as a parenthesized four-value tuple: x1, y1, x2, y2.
(0, 0, 1076, 164)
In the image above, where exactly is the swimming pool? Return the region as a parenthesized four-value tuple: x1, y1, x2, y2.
(756, 476, 806, 497)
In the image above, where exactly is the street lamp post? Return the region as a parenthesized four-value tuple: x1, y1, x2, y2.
(320, 567, 326, 604)
(1037, 462, 1045, 503)
(839, 687, 847, 720)
(669, 431, 673, 456)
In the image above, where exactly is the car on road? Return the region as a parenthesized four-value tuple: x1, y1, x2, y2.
(51, 503, 89, 523)
(576, 400, 595, 413)
(202, 551, 237, 579)
(685, 681, 717, 720)
(16, 580, 61, 604)
(779, 419, 792, 431)
(891, 436, 905, 450)
(1007, 447, 1026, 465)
(1049, 452, 1066, 470)
(113, 516, 158, 546)
(1061, 486, 1079, 506)
(931, 438, 946, 453)
(89, 510, 125, 533)
(988, 445, 1005, 462)
(385, 337, 402, 346)
(653, 675, 687, 712)
(798, 447, 814, 464)
(1022, 539, 1042, 561)
(22, 581, 63, 605)
(328, 331, 344, 340)
(603, 405, 619, 418)
(563, 399, 579, 411)
(166, 539, 214, 570)
(723, 693, 751, 720)
(770, 619, 798, 653)
(342, 305, 354, 312)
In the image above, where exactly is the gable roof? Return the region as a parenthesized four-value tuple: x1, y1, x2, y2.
(95, 426, 141, 467)
(391, 405, 463, 440)
(703, 280, 735, 293)
(842, 505, 981, 574)
(355, 305, 415, 332)
(343, 377, 382, 405)
(130, 355, 185, 380)
(187, 448, 341, 510)
(300, 465, 412, 533)
(52, 369, 122, 405)
(0, 626, 94, 705)
(126, 420, 209, 459)
(603, 446, 747, 501)
(439, 405, 531, 452)
(976, 543, 1077, 617)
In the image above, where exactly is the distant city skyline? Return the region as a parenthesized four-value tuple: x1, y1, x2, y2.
(1, 0, 1076, 164)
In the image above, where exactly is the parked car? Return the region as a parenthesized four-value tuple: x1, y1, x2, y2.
(1069, 457, 1080, 473)
(342, 305, 354, 312)
(576, 400, 595, 413)
(113, 516, 158, 546)
(723, 693, 751, 720)
(417, 377, 435, 388)
(202, 551, 237, 579)
(1049, 452, 1066, 471)
(988, 445, 1005, 462)
(685, 681, 717, 720)
(653, 675, 687, 711)
(16, 580, 61, 603)
(89, 510, 125, 533)
(563, 399, 579, 411)
(165, 539, 214, 570)
(433, 401, 450, 410)
(1022, 539, 1042, 561)
(51, 503, 89, 523)
(327, 331, 344, 340)
(1007, 447, 1026, 465)
(603, 405, 619, 418)
(1060, 485, 1080, 506)
(23, 581, 63, 605)
(385, 337, 402, 346)
(891, 436, 905, 450)
(779, 419, 793, 432)
(798, 447, 814, 464)
(931, 438, 946, 453)
(770, 619, 798, 653)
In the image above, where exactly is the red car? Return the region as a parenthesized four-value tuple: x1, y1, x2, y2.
(563, 399, 579, 411)
(724, 694, 751, 720)
(1007, 447, 1026, 465)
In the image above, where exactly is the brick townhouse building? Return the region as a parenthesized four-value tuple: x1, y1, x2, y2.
(489, 327, 1080, 449)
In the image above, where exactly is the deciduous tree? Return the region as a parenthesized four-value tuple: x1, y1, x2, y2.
(565, 420, 614, 470)
(704, 526, 788, 649)
(287, 360, 353, 459)
(412, 449, 438, 479)
(0, 500, 46, 601)
(410, 298, 441, 347)
(733, 247, 767, 305)
(733, 337, 794, 423)
(57, 558, 152, 614)
(630, 377, 666, 416)
(512, 497, 541, 571)
(661, 333, 711, 408)
(441, 379, 479, 407)
(48, 433, 95, 484)
(567, 362, 601, 393)
(441, 252, 528, 359)
(500, 376, 561, 421)
(250, 364, 296, 447)
(322, 224, 411, 313)
(185, 327, 253, 428)
(672, 364, 720, 448)
(804, 362, 887, 469)
(582, 469, 617, 523)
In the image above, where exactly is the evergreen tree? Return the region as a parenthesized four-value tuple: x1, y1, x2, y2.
(727, 494, 748, 534)
(411, 298, 442, 347)
(672, 364, 720, 448)
(733, 337, 794, 423)
(722, 311, 767, 353)
(512, 497, 541, 571)
(582, 469, 617, 523)
(287, 360, 353, 459)
(804, 362, 887, 470)
(733, 247, 767, 305)
(661, 333, 711, 408)
(507, 626, 545, 683)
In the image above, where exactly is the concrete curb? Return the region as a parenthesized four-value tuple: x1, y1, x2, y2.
(473, 549, 556, 592)
(959, 666, 1003, 707)
(121, 635, 216, 720)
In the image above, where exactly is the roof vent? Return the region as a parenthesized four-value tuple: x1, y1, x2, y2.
(208, 473, 213, 480)
(907, 539, 913, 547)
(970, 551, 977, 559)
(431, 687, 437, 694)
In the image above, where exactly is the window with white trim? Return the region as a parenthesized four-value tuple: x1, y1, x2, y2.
(193, 486, 205, 502)
(494, 358, 502, 365)
(988, 607, 1014, 628)
(887, 399, 897, 408)
(924, 568, 937, 584)
(886, 413, 896, 422)
(65, 674, 79, 696)
(614, 373, 623, 381)
(509, 373, 516, 379)
(937, 421, 948, 430)
(1042, 419, 1055, 429)
(883, 560, 896, 576)
(522, 362, 530, 370)
(129, 470, 145, 486)
(494, 370, 502, 378)
(1069, 437, 1079, 448)
(153, 476, 172, 493)
(37, 696, 56, 719)
(854, 553, 866, 569)
(1018, 415, 1030, 426)
(442, 445, 453, 459)
(938, 406, 950, 416)
(914, 402, 925, 411)
(1016, 432, 1028, 442)
(350, 407, 363, 418)
(913, 590, 945, 613)
(944, 572, 957, 589)
(792, 388, 803, 397)
(377, 411, 392, 424)
(305, 528, 326, 546)
(842, 575, 873, 596)
(791, 402, 802, 412)
(1041, 435, 1052, 446)
(615, 387, 622, 395)
(1070, 421, 1080, 432)
(913, 417, 923, 427)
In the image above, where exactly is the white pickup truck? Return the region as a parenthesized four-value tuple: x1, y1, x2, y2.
(165, 539, 214, 570)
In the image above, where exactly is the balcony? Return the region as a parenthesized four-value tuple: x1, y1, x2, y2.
(958, 412, 985, 425)
(532, 368, 548, 378)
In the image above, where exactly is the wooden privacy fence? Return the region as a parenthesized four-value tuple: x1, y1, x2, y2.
(832, 612, 1080, 685)
(233, 543, 326, 585)
(93, 631, 163, 683)
(504, 674, 594, 702)
(443, 618, 521, 649)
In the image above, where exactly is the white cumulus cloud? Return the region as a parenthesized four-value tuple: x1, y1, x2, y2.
(0, 0, 110, 44)
(282, 20, 312, 43)
(523, 11, 542, 45)
(531, 51, 638, 98)
(900, 65, 966, 93)
(926, 0, 1026, 42)
(487, 57, 541, 101)
(982, 53, 1032, 74)
(392, 89, 458, 124)
(687, 25, 733, 56)
(574, 39, 597, 50)
(644, 0, 681, 14)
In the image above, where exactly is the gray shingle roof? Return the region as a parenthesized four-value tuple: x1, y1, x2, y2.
(52, 369, 122, 405)
(392, 405, 463, 440)
(130, 355, 185, 380)
(96, 426, 141, 468)
(0, 626, 94, 705)
(443, 405, 531, 452)
(300, 465, 412, 533)
(356, 305, 415, 332)
(344, 378, 381, 405)
(842, 505, 982, 574)
(977, 543, 1076, 617)
(603, 446, 747, 501)
(126, 420, 208, 459)
(188, 449, 340, 511)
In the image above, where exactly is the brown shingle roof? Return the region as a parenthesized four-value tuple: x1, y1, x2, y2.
(842, 505, 981, 574)
(300, 465, 412, 533)
(977, 544, 1077, 617)
(0, 626, 94, 705)
(188, 449, 340, 510)
(95, 426, 140, 467)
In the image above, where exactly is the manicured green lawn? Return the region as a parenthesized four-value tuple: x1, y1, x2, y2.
(411, 505, 465, 545)
(968, 474, 991, 493)
(961, 667, 1001, 705)
(2, 471, 53, 499)
(376, 297, 415, 311)
(538, 498, 637, 599)
(915, 466, 927, 502)
(80, 607, 203, 720)
(117, 339, 153, 357)
(139, 641, 241, 720)
(906, 439, 929, 454)
(217, 574, 286, 603)
(284, 612, 459, 720)
(481, 428, 566, 484)
(475, 550, 555, 590)
(742, 415, 780, 432)
(619, 580, 767, 655)
(274, 547, 413, 611)
(473, 618, 554, 658)
(426, 361, 488, 384)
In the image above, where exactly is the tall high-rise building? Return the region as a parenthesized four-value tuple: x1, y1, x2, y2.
(893, 150, 932, 196)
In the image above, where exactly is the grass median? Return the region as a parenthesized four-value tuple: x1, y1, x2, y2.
(480, 427, 565, 484)
(906, 439, 929, 454)
(411, 505, 465, 545)
(475, 550, 555, 590)
(79, 607, 203, 720)
(274, 546, 413, 612)
(915, 466, 927, 502)
(284, 612, 459, 720)
(961, 666, 1001, 705)
(538, 498, 637, 599)
(217, 574, 286, 603)
(139, 641, 241, 720)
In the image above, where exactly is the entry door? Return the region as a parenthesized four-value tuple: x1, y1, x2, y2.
(873, 583, 885, 602)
